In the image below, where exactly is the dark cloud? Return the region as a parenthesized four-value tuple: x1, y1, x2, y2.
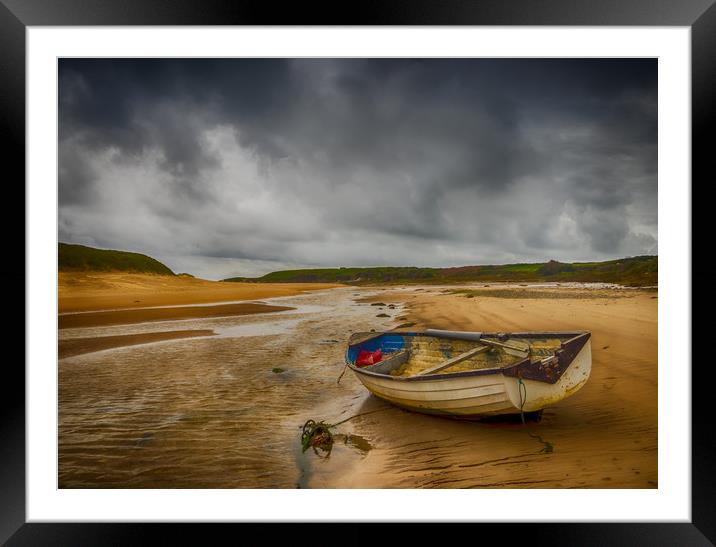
(58, 58, 657, 279)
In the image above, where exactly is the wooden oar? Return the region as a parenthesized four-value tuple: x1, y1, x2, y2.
(425, 329, 530, 353)
(415, 345, 490, 376)
(479, 338, 530, 357)
(423, 329, 530, 357)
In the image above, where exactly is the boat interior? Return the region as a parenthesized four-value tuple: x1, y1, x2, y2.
(347, 332, 575, 378)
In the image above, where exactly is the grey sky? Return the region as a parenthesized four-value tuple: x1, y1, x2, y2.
(58, 59, 657, 280)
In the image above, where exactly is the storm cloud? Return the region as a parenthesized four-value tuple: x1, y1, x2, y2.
(58, 58, 657, 279)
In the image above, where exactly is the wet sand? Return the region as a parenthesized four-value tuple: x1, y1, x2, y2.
(59, 302, 294, 329)
(59, 330, 215, 359)
(58, 283, 656, 489)
(58, 272, 342, 313)
(59, 287, 398, 488)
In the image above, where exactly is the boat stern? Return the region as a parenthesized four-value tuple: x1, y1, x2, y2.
(503, 334, 592, 412)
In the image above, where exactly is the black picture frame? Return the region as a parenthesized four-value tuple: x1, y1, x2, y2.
(2, 1, 708, 544)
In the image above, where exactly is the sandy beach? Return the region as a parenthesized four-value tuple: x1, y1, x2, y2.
(58, 272, 342, 313)
(58, 275, 657, 489)
(330, 286, 657, 488)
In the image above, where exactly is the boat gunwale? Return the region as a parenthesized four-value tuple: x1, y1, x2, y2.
(346, 330, 590, 383)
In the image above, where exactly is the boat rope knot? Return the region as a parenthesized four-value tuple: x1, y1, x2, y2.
(518, 377, 554, 454)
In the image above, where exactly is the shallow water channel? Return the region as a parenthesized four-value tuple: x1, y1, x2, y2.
(58, 288, 398, 488)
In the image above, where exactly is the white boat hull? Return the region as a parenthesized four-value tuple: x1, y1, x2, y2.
(351, 338, 591, 418)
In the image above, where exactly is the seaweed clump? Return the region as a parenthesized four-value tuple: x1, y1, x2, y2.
(300, 407, 391, 458)
(301, 420, 334, 456)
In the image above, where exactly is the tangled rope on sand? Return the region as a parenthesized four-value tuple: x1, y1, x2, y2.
(301, 420, 335, 456)
(300, 407, 392, 458)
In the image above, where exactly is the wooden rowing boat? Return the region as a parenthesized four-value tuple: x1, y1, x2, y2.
(345, 328, 591, 419)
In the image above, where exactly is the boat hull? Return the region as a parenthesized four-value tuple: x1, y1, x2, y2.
(348, 333, 591, 419)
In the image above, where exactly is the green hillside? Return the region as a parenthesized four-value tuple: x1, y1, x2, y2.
(224, 256, 657, 287)
(59, 243, 175, 275)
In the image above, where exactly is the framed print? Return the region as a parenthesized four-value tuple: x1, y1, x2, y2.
(3, 0, 709, 544)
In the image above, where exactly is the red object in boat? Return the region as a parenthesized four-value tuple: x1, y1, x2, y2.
(356, 349, 382, 367)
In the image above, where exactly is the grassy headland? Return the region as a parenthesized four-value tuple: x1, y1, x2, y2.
(59, 242, 175, 275)
(223, 256, 657, 287)
(58, 243, 342, 313)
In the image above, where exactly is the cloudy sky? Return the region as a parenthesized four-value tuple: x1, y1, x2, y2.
(58, 58, 657, 280)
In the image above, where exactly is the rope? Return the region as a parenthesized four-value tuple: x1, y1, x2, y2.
(300, 406, 392, 457)
(518, 377, 528, 425)
(517, 377, 554, 454)
(331, 406, 392, 427)
(336, 364, 348, 384)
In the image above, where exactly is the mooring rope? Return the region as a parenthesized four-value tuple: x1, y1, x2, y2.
(336, 363, 349, 384)
(518, 377, 554, 454)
